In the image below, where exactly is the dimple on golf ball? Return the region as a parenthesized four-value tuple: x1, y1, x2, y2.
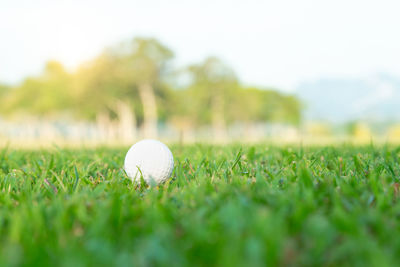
(124, 139, 174, 185)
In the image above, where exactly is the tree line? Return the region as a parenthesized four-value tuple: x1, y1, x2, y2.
(0, 37, 301, 141)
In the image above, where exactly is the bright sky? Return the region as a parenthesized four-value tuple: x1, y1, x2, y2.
(1, 0, 400, 91)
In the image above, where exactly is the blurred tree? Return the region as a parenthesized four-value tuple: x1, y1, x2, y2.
(179, 57, 239, 141)
(0, 83, 10, 113)
(3, 61, 74, 117)
(230, 87, 302, 125)
(263, 90, 302, 125)
(110, 37, 173, 138)
(167, 88, 198, 142)
(74, 52, 138, 118)
(344, 121, 358, 136)
(74, 51, 140, 142)
(169, 60, 301, 142)
(76, 37, 173, 138)
(1, 36, 302, 144)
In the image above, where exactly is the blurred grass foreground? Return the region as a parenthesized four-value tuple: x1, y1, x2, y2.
(0, 37, 302, 146)
(2, 145, 400, 266)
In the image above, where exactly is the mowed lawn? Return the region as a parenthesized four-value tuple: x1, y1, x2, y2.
(1, 144, 400, 267)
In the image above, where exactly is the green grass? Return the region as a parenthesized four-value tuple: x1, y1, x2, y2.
(1, 144, 400, 266)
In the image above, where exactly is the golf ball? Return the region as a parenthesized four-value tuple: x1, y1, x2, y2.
(124, 139, 174, 185)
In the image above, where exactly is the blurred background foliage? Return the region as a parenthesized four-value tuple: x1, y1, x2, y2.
(0, 37, 303, 145)
(0, 38, 301, 130)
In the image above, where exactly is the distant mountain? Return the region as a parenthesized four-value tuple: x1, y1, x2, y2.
(296, 74, 400, 123)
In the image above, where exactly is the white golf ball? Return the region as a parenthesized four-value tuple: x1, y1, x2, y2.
(124, 139, 174, 185)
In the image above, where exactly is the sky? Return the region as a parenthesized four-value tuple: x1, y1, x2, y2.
(1, 0, 400, 92)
